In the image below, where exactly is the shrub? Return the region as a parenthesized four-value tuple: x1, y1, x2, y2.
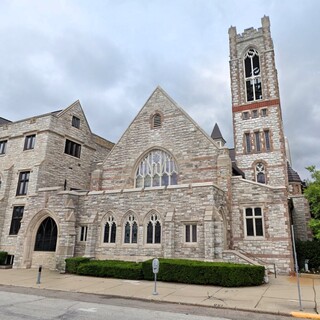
(77, 260, 143, 280)
(0, 251, 8, 265)
(296, 240, 320, 270)
(142, 259, 264, 287)
(65, 257, 264, 287)
(65, 257, 91, 274)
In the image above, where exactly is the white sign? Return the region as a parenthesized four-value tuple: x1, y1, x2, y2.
(152, 258, 159, 274)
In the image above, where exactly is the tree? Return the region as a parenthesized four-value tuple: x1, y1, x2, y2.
(304, 166, 320, 239)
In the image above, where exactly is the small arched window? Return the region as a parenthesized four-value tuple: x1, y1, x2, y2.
(103, 216, 116, 243)
(34, 217, 57, 251)
(152, 113, 162, 128)
(255, 162, 266, 184)
(146, 213, 161, 244)
(135, 149, 178, 188)
(244, 48, 262, 101)
(124, 214, 138, 244)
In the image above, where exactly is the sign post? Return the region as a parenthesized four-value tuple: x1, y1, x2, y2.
(291, 225, 303, 311)
(36, 265, 42, 284)
(152, 258, 159, 295)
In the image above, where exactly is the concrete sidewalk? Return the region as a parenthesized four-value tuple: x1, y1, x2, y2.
(0, 268, 319, 319)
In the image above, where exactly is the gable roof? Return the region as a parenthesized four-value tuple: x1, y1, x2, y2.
(56, 100, 93, 133)
(102, 86, 221, 165)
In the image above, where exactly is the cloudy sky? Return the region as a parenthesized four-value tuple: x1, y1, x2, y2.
(0, 0, 319, 180)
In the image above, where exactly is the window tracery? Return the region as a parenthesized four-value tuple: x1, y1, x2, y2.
(244, 48, 262, 101)
(135, 150, 178, 188)
(255, 162, 266, 184)
(146, 213, 161, 244)
(103, 215, 116, 243)
(124, 214, 138, 244)
(34, 217, 57, 251)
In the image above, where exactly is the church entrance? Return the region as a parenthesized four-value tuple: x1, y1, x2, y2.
(31, 216, 58, 269)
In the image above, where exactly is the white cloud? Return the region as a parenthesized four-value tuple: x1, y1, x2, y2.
(0, 0, 319, 179)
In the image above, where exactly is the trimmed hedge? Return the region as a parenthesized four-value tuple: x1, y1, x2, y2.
(0, 251, 8, 265)
(296, 240, 320, 270)
(65, 257, 91, 273)
(65, 257, 264, 287)
(77, 260, 143, 280)
(142, 259, 264, 287)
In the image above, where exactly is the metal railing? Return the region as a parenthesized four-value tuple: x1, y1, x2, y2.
(235, 247, 277, 278)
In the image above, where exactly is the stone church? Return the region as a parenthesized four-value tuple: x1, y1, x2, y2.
(0, 16, 311, 274)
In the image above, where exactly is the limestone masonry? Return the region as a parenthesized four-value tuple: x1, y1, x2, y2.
(0, 16, 312, 273)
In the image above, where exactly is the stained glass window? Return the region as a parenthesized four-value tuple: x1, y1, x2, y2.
(124, 215, 138, 244)
(135, 150, 178, 187)
(146, 213, 161, 244)
(103, 216, 116, 243)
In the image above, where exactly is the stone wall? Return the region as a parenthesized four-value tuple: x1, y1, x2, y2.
(79, 183, 227, 262)
(291, 196, 313, 241)
(10, 183, 228, 270)
(231, 176, 293, 273)
(0, 102, 112, 258)
(101, 88, 222, 191)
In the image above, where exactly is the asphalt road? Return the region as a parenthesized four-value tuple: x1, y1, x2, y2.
(0, 285, 302, 320)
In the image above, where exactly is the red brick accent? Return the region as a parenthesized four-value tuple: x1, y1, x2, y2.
(232, 99, 280, 113)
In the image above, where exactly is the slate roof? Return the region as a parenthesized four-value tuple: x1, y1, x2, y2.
(0, 117, 12, 125)
(287, 162, 302, 183)
(211, 123, 226, 144)
(228, 148, 245, 178)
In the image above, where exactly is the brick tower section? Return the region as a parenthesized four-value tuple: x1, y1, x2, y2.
(229, 16, 288, 187)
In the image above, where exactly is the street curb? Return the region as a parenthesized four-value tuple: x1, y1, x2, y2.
(0, 283, 292, 318)
(291, 312, 320, 319)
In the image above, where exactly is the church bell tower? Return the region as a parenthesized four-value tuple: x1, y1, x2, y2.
(228, 16, 288, 187)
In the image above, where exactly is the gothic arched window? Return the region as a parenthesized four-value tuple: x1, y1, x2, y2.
(255, 162, 266, 184)
(146, 213, 161, 244)
(135, 149, 178, 188)
(103, 216, 116, 243)
(244, 48, 262, 101)
(124, 214, 138, 244)
(34, 217, 57, 251)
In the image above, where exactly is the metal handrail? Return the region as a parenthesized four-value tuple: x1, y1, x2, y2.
(235, 248, 277, 278)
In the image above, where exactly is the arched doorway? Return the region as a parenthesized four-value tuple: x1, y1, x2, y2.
(21, 210, 60, 269)
(31, 215, 58, 269)
(34, 217, 57, 252)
